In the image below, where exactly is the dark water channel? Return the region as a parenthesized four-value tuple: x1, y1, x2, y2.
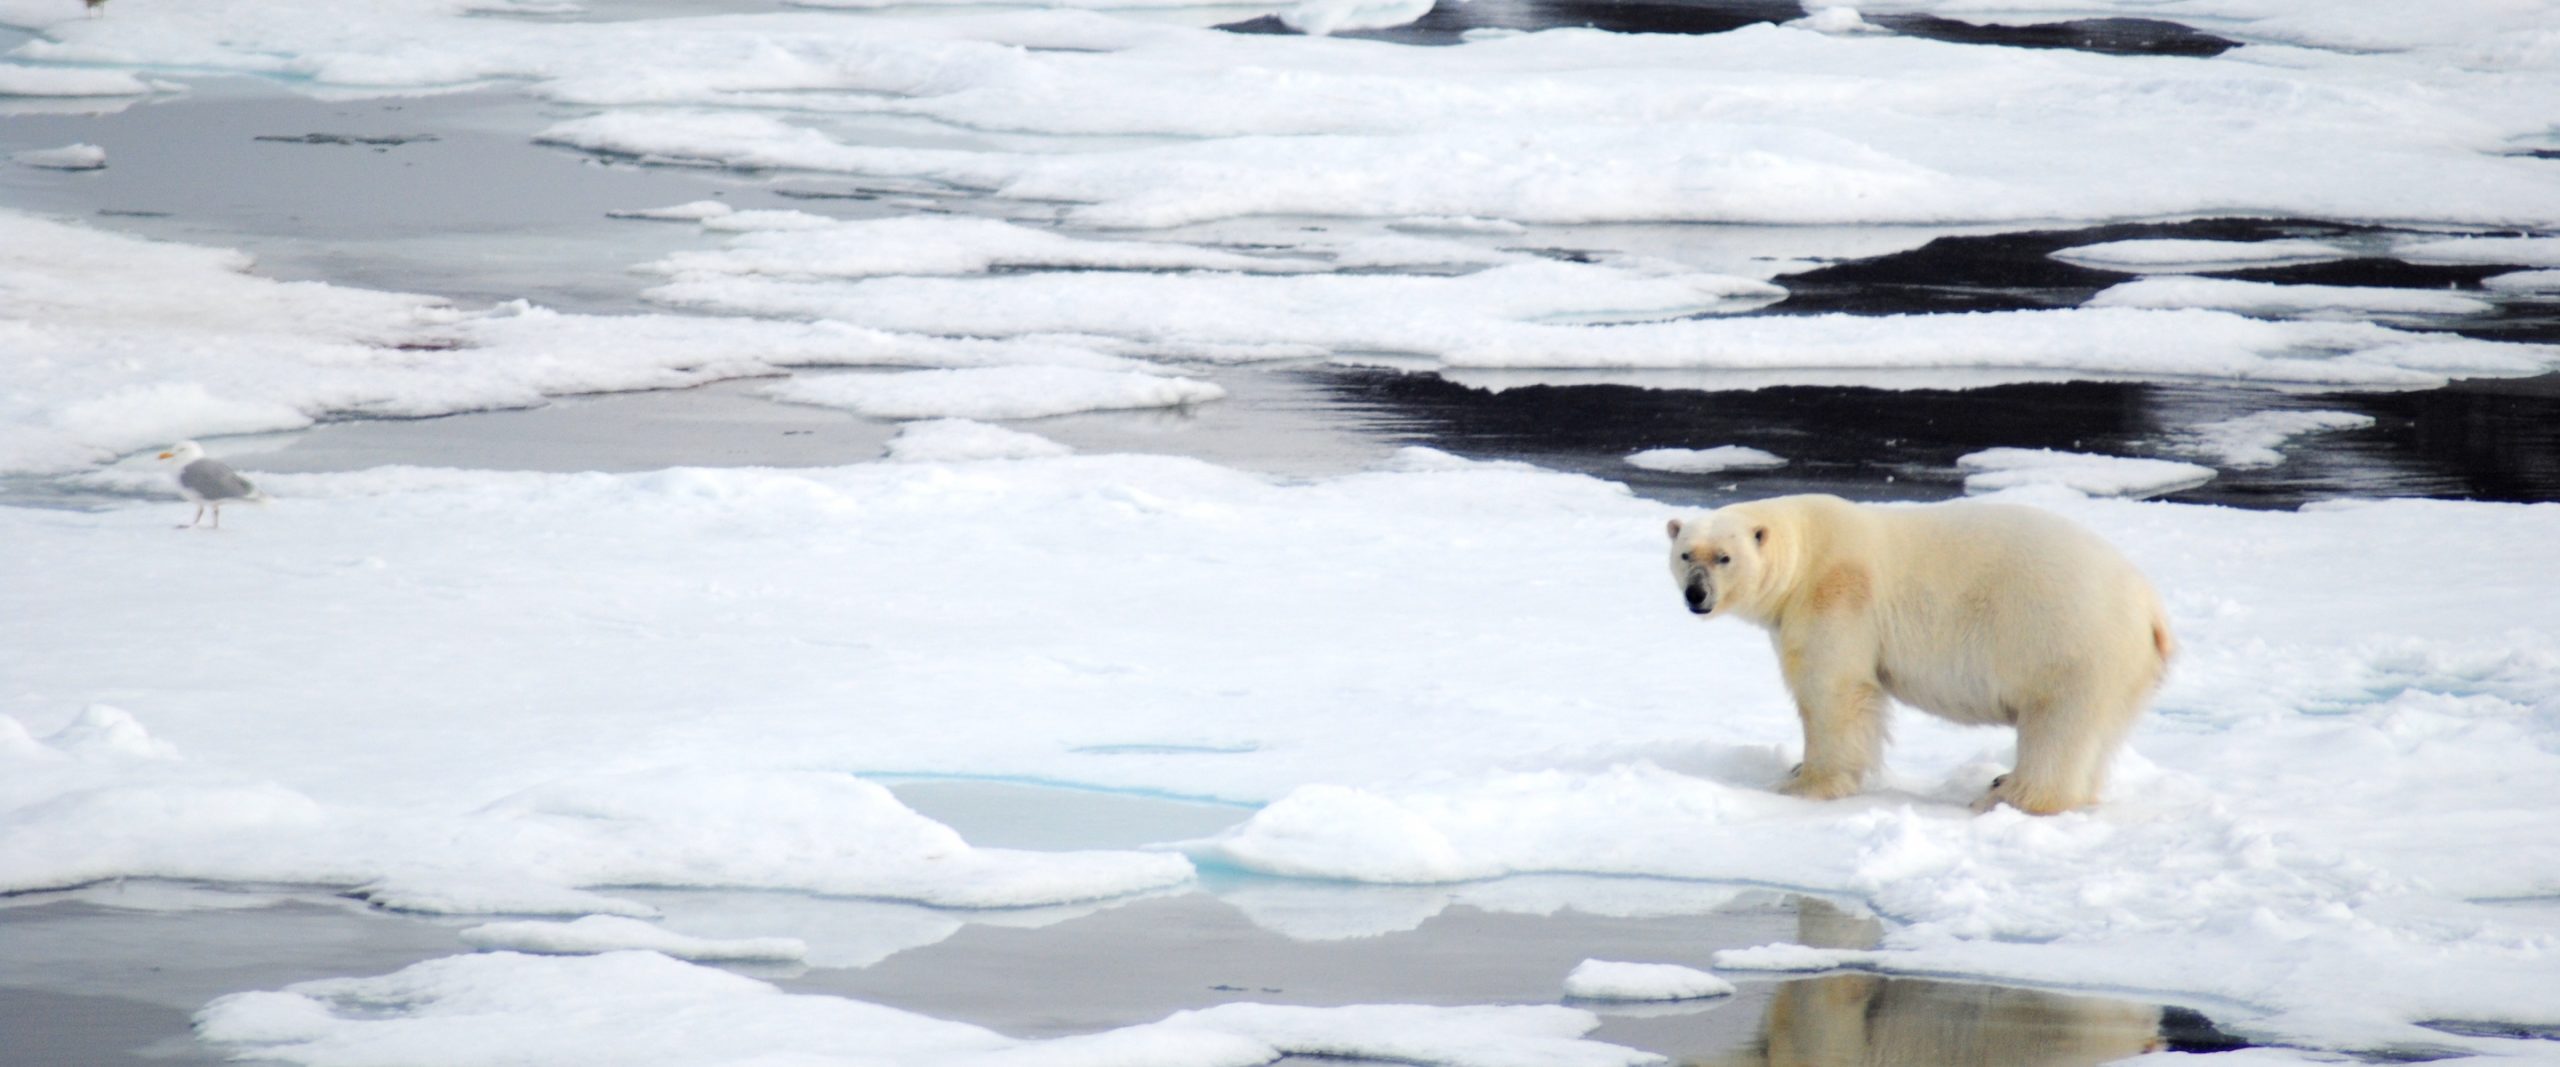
(1324, 368, 2560, 509)
(1221, 0, 2240, 57)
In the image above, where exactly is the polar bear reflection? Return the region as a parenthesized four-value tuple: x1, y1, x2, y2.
(1702, 899, 2167, 1067)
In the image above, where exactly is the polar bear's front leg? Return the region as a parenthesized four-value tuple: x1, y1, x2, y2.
(1779, 671, 1888, 801)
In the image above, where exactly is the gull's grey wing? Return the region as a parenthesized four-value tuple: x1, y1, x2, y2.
(180, 458, 258, 501)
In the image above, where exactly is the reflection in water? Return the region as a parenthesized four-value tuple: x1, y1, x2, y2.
(1718, 974, 2165, 1067)
(1677, 898, 2235, 1067)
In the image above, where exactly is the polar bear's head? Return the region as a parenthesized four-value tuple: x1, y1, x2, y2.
(1666, 505, 1784, 622)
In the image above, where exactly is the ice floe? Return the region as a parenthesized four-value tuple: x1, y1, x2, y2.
(0, 64, 156, 95)
(459, 915, 809, 962)
(4, 445, 2560, 1053)
(2169, 410, 2375, 468)
(2050, 238, 2356, 274)
(11, 141, 105, 168)
(0, 210, 1148, 473)
(885, 418, 1075, 462)
(1563, 960, 1736, 1001)
(2087, 277, 2496, 318)
(767, 366, 1225, 420)
(196, 951, 1661, 1067)
(1623, 446, 1788, 474)
(1956, 447, 2217, 497)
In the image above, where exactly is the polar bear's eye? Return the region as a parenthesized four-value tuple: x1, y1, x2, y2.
(1714, 553, 1732, 566)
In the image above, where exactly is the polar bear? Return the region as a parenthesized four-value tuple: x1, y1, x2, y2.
(1666, 494, 2173, 815)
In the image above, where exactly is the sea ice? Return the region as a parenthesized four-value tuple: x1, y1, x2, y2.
(647, 214, 1315, 280)
(2169, 410, 2375, 469)
(2393, 235, 2560, 268)
(605, 199, 736, 221)
(2484, 269, 2560, 293)
(193, 950, 1661, 1067)
(11, 0, 2560, 1058)
(11, 141, 106, 169)
(1279, 0, 1436, 36)
(885, 418, 1075, 462)
(0, 210, 1144, 473)
(2087, 277, 2495, 318)
(1956, 448, 2218, 497)
(2049, 238, 2354, 274)
(458, 915, 808, 962)
(0, 63, 155, 95)
(1623, 447, 1788, 474)
(1710, 943, 1871, 972)
(1563, 960, 1737, 1001)
(7, 445, 2560, 1055)
(767, 366, 1225, 420)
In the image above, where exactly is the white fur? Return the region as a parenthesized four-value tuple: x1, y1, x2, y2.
(1667, 494, 2173, 814)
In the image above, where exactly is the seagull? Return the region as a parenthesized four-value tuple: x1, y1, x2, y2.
(156, 441, 268, 529)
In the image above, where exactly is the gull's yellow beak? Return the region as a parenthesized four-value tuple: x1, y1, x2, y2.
(157, 451, 174, 459)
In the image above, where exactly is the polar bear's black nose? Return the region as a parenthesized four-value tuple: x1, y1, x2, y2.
(1684, 583, 1708, 610)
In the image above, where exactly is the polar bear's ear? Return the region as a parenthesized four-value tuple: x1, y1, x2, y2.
(1753, 526, 1767, 545)
(1666, 518, 1683, 540)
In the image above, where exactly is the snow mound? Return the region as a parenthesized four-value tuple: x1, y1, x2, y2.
(1624, 446, 1787, 474)
(460, 915, 807, 962)
(768, 367, 1225, 420)
(885, 418, 1073, 462)
(1564, 960, 1736, 1001)
(1957, 448, 2215, 498)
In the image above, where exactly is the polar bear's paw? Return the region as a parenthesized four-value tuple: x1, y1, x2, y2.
(1779, 764, 1864, 801)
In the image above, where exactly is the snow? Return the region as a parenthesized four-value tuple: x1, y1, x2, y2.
(12, 141, 105, 168)
(2087, 277, 2495, 318)
(459, 915, 809, 962)
(2170, 410, 2375, 469)
(1624, 447, 1787, 474)
(2049, 239, 2354, 274)
(194, 951, 1659, 1067)
(1956, 448, 2218, 497)
(1562, 960, 1736, 1001)
(767, 367, 1225, 420)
